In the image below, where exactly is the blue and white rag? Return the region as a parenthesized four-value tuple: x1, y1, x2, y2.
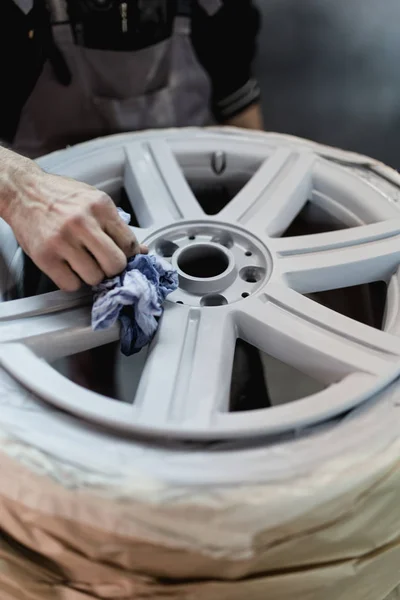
(91, 209, 178, 356)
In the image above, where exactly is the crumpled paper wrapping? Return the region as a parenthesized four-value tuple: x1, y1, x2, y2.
(1, 429, 400, 599)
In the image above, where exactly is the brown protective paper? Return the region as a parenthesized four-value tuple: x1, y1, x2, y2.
(1, 534, 400, 600)
(1, 444, 400, 600)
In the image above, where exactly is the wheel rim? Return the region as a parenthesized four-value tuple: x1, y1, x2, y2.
(2, 129, 400, 440)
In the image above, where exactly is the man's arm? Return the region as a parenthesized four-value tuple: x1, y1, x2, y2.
(224, 103, 264, 130)
(192, 0, 263, 129)
(0, 146, 145, 291)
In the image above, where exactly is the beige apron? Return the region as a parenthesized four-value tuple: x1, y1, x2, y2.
(12, 0, 213, 158)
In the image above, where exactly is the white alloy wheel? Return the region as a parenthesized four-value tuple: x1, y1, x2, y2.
(2, 128, 400, 439)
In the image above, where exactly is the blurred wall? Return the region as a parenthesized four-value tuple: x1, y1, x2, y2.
(255, 0, 400, 168)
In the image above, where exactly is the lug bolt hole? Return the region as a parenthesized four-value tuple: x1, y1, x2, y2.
(241, 292, 250, 298)
(240, 266, 264, 284)
(200, 294, 228, 307)
(245, 251, 252, 257)
(211, 233, 234, 249)
(188, 235, 196, 241)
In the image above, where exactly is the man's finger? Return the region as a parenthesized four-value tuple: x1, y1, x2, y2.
(89, 194, 138, 257)
(82, 228, 128, 277)
(105, 219, 142, 258)
(64, 245, 105, 286)
(44, 260, 82, 292)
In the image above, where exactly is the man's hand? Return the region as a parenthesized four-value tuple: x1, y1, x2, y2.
(0, 147, 146, 292)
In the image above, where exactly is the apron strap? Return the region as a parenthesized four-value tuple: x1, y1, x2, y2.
(174, 0, 192, 35)
(41, 0, 71, 85)
(46, 0, 68, 24)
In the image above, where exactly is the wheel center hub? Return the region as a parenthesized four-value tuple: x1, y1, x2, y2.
(145, 221, 272, 307)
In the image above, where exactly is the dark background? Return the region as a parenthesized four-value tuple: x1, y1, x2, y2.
(255, 0, 400, 169)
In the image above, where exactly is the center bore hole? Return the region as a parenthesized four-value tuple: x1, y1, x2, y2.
(178, 245, 229, 278)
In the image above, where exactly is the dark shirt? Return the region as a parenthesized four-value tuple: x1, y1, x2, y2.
(0, 0, 261, 143)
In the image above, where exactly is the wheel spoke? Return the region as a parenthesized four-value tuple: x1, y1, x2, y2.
(219, 149, 315, 237)
(133, 304, 236, 428)
(276, 219, 400, 293)
(124, 140, 203, 227)
(0, 305, 118, 359)
(237, 284, 400, 382)
(0, 289, 91, 321)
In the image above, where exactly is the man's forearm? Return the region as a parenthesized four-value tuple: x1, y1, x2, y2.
(223, 102, 264, 130)
(0, 146, 42, 225)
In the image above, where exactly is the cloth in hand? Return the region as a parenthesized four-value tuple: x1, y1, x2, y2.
(91, 210, 178, 356)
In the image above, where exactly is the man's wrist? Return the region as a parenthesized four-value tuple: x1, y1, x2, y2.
(213, 77, 261, 123)
(222, 102, 264, 131)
